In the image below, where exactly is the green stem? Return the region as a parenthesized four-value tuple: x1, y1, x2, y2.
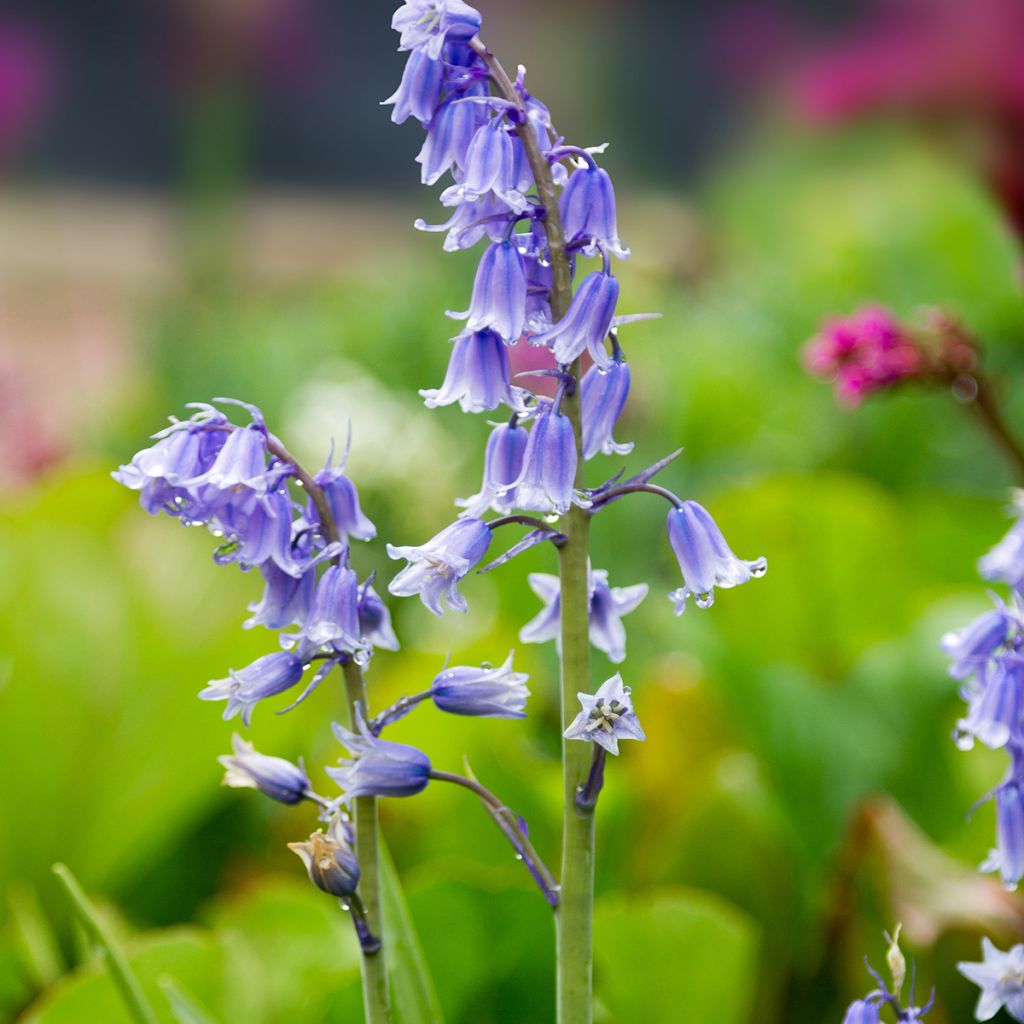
(343, 659, 392, 1024)
(51, 863, 159, 1024)
(470, 34, 595, 1023)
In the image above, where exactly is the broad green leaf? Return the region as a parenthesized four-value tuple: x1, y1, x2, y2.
(379, 843, 445, 1024)
(594, 888, 759, 1024)
(21, 929, 224, 1024)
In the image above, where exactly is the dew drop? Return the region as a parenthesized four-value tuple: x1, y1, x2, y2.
(750, 559, 767, 578)
(696, 592, 714, 609)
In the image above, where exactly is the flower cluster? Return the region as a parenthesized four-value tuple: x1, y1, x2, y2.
(804, 306, 924, 407)
(804, 305, 979, 408)
(943, 501, 1024, 889)
(383, 1, 767, 641)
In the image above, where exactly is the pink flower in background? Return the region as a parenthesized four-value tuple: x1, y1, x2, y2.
(804, 305, 923, 407)
(0, 19, 53, 166)
(789, 0, 1024, 237)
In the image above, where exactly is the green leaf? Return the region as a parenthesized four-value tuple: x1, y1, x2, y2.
(593, 888, 759, 1024)
(379, 843, 445, 1024)
(21, 929, 224, 1024)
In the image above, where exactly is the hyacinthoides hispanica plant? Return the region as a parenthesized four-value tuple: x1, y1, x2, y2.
(383, 2, 766, 1020)
(805, 306, 1024, 1019)
(111, 3, 767, 1021)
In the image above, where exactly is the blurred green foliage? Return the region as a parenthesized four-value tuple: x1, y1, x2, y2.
(3, 125, 1024, 1022)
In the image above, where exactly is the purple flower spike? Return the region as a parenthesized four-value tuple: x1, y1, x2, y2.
(564, 673, 646, 756)
(384, 49, 445, 125)
(530, 271, 619, 368)
(301, 565, 364, 653)
(456, 419, 529, 518)
(358, 581, 401, 652)
(440, 118, 530, 213)
(245, 563, 315, 631)
(581, 357, 633, 460)
(387, 517, 492, 614)
(981, 517, 1024, 591)
(842, 1000, 881, 1024)
(391, 0, 481, 61)
(666, 501, 767, 613)
(560, 163, 630, 259)
(421, 330, 514, 413)
(520, 567, 647, 664)
(219, 733, 311, 805)
(510, 404, 582, 515)
(958, 938, 1024, 1022)
(431, 651, 530, 718)
(328, 710, 432, 799)
(199, 651, 304, 726)
(417, 90, 487, 185)
(312, 463, 376, 542)
(448, 240, 527, 343)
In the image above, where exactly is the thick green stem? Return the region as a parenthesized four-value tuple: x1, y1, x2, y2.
(52, 863, 159, 1024)
(471, 34, 595, 1022)
(343, 660, 392, 1024)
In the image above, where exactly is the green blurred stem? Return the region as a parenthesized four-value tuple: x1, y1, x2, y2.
(961, 373, 1024, 485)
(268, 431, 390, 1022)
(343, 660, 392, 1024)
(51, 863, 159, 1024)
(471, 34, 594, 1024)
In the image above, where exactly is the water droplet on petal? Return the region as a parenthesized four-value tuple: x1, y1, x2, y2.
(696, 592, 714, 610)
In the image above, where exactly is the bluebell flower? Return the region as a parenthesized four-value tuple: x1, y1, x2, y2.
(942, 599, 1015, 680)
(214, 487, 304, 575)
(312, 460, 377, 542)
(958, 937, 1024, 1022)
(417, 89, 487, 185)
(300, 565, 364, 653)
(218, 733, 311, 805)
(431, 651, 529, 718)
(288, 815, 361, 897)
(384, 49, 445, 125)
(448, 239, 527, 343)
(530, 271, 619, 367)
(456, 419, 529, 517)
(387, 517, 492, 614)
(391, 0, 481, 61)
(358, 580, 401, 652)
(841, 1000, 881, 1024)
(440, 118, 531, 213)
(189, 424, 272, 512)
(981, 517, 1024, 591)
(666, 501, 767, 613)
(416, 193, 514, 251)
(958, 654, 1024, 750)
(520, 568, 647, 664)
(560, 162, 630, 259)
(245, 563, 315, 631)
(510, 403, 581, 515)
(199, 651, 304, 726)
(421, 330, 514, 413)
(581, 357, 633, 460)
(992, 763, 1024, 888)
(564, 673, 646, 755)
(113, 421, 227, 519)
(328, 711, 432, 799)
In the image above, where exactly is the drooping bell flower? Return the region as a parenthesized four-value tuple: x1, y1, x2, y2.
(666, 501, 767, 613)
(420, 330, 514, 413)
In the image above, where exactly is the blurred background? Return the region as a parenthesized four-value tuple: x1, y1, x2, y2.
(2, 0, 1024, 1020)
